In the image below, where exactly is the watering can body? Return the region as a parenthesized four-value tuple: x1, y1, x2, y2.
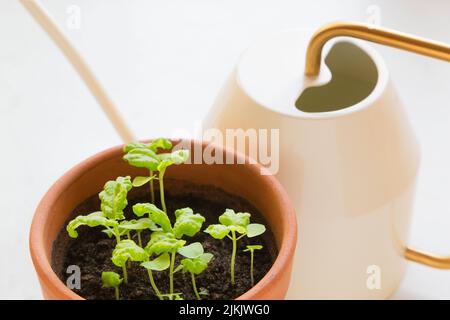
(203, 29, 420, 299)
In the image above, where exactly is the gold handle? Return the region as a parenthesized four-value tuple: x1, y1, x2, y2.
(405, 248, 450, 269)
(305, 21, 450, 76)
(305, 21, 450, 269)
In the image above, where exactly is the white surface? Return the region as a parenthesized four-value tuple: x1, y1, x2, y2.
(0, 0, 449, 299)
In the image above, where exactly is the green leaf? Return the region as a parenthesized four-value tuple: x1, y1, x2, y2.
(140, 253, 170, 271)
(229, 225, 247, 234)
(173, 264, 184, 273)
(124, 139, 172, 153)
(148, 138, 172, 152)
(132, 203, 172, 232)
(246, 223, 266, 238)
(101, 271, 122, 288)
(132, 176, 155, 187)
(181, 253, 214, 275)
(123, 141, 148, 153)
(145, 232, 186, 255)
(243, 244, 263, 252)
(157, 149, 190, 172)
(156, 159, 173, 173)
(219, 209, 251, 228)
(119, 218, 159, 231)
(123, 148, 159, 170)
(66, 212, 117, 238)
(99, 176, 132, 220)
(112, 240, 148, 267)
(168, 149, 189, 164)
(177, 242, 204, 258)
(173, 207, 205, 238)
(204, 224, 230, 239)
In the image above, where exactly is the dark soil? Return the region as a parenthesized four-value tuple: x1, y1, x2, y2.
(52, 179, 277, 300)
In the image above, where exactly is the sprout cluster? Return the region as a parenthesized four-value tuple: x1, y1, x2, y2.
(66, 138, 266, 300)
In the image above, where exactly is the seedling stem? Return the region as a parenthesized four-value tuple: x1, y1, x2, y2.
(149, 169, 155, 203)
(191, 273, 201, 300)
(169, 251, 176, 298)
(147, 269, 162, 299)
(159, 168, 167, 213)
(230, 230, 237, 286)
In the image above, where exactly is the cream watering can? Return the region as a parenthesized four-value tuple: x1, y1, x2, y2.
(203, 22, 450, 299)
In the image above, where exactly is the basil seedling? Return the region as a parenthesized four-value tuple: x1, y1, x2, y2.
(66, 176, 133, 244)
(174, 243, 213, 300)
(112, 239, 148, 284)
(204, 209, 266, 286)
(101, 271, 122, 300)
(123, 139, 189, 214)
(243, 245, 263, 286)
(135, 203, 206, 298)
(110, 239, 166, 298)
(123, 138, 172, 203)
(145, 231, 185, 298)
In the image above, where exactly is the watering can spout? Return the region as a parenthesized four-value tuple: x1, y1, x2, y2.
(19, 0, 135, 143)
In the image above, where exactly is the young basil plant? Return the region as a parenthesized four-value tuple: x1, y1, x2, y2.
(123, 139, 189, 214)
(123, 138, 172, 203)
(112, 239, 148, 284)
(101, 271, 122, 300)
(243, 245, 263, 287)
(137, 203, 206, 298)
(66, 176, 133, 244)
(145, 231, 185, 298)
(174, 243, 213, 300)
(204, 209, 266, 286)
(109, 213, 168, 299)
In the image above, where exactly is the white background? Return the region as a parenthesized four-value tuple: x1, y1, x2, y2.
(0, 0, 449, 299)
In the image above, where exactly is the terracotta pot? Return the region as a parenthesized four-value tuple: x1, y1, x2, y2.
(30, 139, 297, 300)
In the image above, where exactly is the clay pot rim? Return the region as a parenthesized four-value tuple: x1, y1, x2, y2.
(29, 139, 297, 300)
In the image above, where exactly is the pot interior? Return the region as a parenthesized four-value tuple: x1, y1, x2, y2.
(52, 179, 277, 299)
(34, 142, 293, 299)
